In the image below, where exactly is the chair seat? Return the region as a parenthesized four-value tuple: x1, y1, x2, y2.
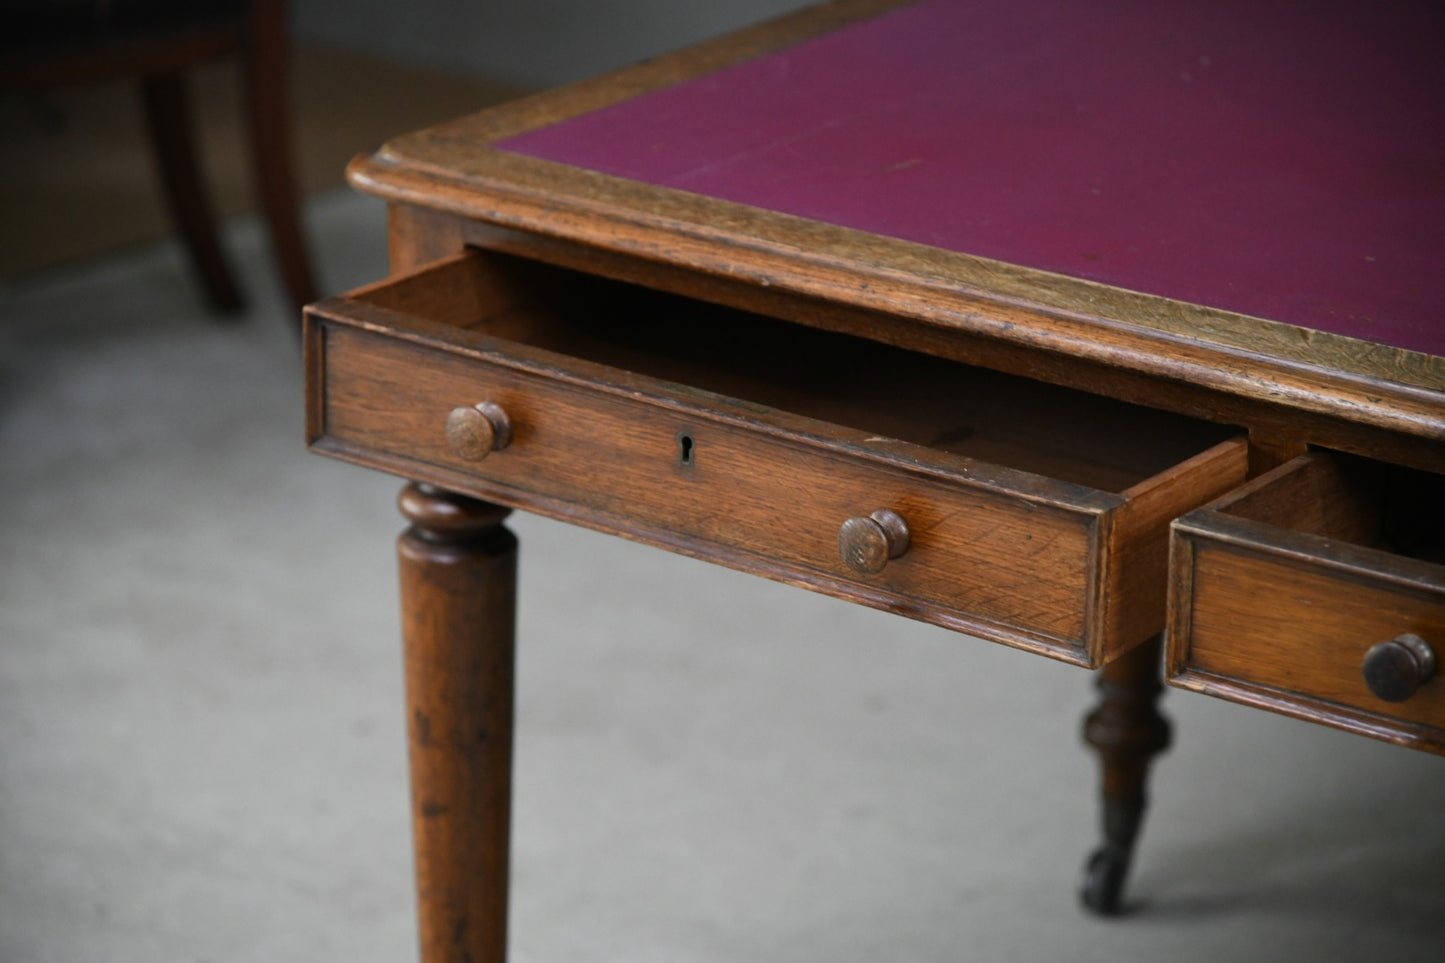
(2, 1, 243, 51)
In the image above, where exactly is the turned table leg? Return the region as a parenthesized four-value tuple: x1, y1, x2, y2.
(397, 482, 517, 963)
(1079, 633, 1171, 915)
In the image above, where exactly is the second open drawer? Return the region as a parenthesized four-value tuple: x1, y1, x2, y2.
(306, 249, 1248, 668)
(1168, 451, 1445, 752)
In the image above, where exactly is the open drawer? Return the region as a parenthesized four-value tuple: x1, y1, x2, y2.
(1168, 452, 1445, 752)
(306, 249, 1247, 668)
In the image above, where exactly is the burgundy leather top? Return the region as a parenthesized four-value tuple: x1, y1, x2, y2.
(498, 0, 1444, 357)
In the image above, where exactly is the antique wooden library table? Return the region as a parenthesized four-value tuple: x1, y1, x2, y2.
(304, 1, 1444, 958)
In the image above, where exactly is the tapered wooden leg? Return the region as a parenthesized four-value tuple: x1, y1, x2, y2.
(1079, 633, 1171, 915)
(398, 482, 516, 963)
(141, 72, 243, 313)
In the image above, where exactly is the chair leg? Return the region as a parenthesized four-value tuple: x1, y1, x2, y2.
(243, 0, 317, 317)
(141, 72, 243, 313)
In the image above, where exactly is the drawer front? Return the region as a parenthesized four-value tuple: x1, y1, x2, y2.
(315, 322, 1098, 659)
(307, 250, 1250, 667)
(1169, 456, 1445, 752)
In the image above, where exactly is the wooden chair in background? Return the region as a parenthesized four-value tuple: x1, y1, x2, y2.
(1, 0, 317, 314)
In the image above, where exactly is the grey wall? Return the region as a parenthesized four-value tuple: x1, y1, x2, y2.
(293, 0, 814, 88)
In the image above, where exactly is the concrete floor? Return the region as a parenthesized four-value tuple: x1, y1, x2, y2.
(1, 192, 1442, 962)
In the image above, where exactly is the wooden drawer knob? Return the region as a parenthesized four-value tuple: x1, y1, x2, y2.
(445, 402, 512, 461)
(838, 509, 910, 575)
(1361, 633, 1437, 702)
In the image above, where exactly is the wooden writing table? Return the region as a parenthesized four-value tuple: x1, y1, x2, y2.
(304, 1, 1444, 959)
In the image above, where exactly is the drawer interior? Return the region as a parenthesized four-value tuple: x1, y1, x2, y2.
(365, 250, 1237, 493)
(1215, 452, 1445, 563)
